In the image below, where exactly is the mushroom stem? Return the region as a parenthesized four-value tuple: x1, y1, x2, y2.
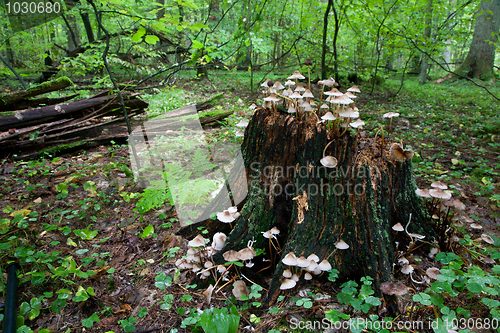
(339, 118, 352, 137)
(317, 85, 326, 114)
(322, 140, 335, 158)
(307, 67, 311, 91)
(241, 274, 269, 291)
(389, 118, 393, 132)
(304, 110, 321, 123)
(215, 273, 238, 293)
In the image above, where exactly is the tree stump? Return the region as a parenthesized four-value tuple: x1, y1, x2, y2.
(211, 107, 434, 306)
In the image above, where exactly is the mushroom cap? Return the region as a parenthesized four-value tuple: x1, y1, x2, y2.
(429, 188, 452, 200)
(392, 223, 404, 232)
(282, 88, 293, 97)
(331, 94, 354, 105)
(401, 264, 414, 274)
(282, 252, 298, 266)
(306, 260, 318, 272)
(288, 106, 297, 113)
(383, 112, 400, 118)
(260, 79, 272, 88)
(223, 250, 240, 262)
(349, 119, 365, 128)
(263, 94, 281, 102)
(273, 81, 285, 90)
(347, 85, 361, 93)
(444, 199, 466, 210)
(290, 91, 303, 99)
(217, 265, 227, 273)
(303, 89, 314, 98)
(236, 119, 249, 128)
(408, 232, 425, 240)
(288, 70, 305, 80)
(484, 256, 496, 264)
(470, 223, 483, 229)
(235, 130, 245, 137)
(212, 232, 227, 251)
(283, 269, 292, 278)
(415, 188, 432, 198)
(188, 234, 206, 247)
(320, 156, 338, 168)
(426, 267, 441, 280)
(270, 227, 280, 235)
(300, 101, 313, 111)
(203, 284, 214, 304)
(217, 210, 236, 223)
(307, 254, 320, 263)
(398, 257, 409, 265)
(338, 108, 359, 118)
(304, 272, 313, 280)
(320, 103, 329, 109)
(280, 278, 297, 290)
(335, 239, 349, 250)
(321, 112, 336, 121)
(297, 256, 310, 267)
(285, 79, 296, 86)
(324, 88, 343, 96)
(389, 143, 414, 162)
(345, 91, 357, 99)
(318, 259, 332, 271)
(263, 100, 272, 108)
(481, 234, 494, 244)
(262, 230, 273, 239)
(238, 247, 256, 261)
(232, 280, 249, 300)
(380, 281, 409, 296)
(294, 84, 306, 92)
(291, 274, 300, 282)
(431, 181, 448, 190)
(228, 206, 238, 214)
(319, 78, 336, 87)
(249, 103, 257, 110)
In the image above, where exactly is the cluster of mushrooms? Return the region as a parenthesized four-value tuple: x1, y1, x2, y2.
(279, 239, 348, 290)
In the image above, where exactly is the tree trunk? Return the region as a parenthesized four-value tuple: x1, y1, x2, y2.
(210, 108, 433, 306)
(418, 0, 433, 84)
(80, 11, 95, 43)
(455, 0, 500, 80)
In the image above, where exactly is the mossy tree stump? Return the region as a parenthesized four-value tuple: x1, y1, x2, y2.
(209, 107, 433, 306)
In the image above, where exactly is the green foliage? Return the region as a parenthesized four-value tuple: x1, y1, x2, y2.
(199, 305, 240, 333)
(337, 276, 381, 313)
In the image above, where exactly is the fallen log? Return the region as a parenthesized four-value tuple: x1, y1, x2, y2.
(10, 93, 79, 111)
(0, 94, 147, 132)
(0, 77, 74, 111)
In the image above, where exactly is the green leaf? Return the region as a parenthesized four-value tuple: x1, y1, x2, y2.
(192, 40, 204, 50)
(142, 225, 154, 239)
(145, 35, 160, 45)
(132, 27, 146, 42)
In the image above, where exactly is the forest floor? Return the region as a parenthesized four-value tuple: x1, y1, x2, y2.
(0, 72, 499, 333)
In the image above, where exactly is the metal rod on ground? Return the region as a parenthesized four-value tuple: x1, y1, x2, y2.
(3, 262, 19, 333)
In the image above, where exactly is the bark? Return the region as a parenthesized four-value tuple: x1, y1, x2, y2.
(0, 77, 73, 111)
(81, 11, 95, 43)
(0, 94, 147, 131)
(455, 0, 500, 80)
(418, 0, 433, 84)
(204, 108, 433, 306)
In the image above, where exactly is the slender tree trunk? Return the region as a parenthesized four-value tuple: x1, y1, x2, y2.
(321, 0, 333, 79)
(80, 11, 95, 43)
(455, 0, 500, 80)
(418, 0, 433, 84)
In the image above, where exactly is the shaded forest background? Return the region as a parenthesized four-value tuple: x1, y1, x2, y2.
(1, 0, 499, 90)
